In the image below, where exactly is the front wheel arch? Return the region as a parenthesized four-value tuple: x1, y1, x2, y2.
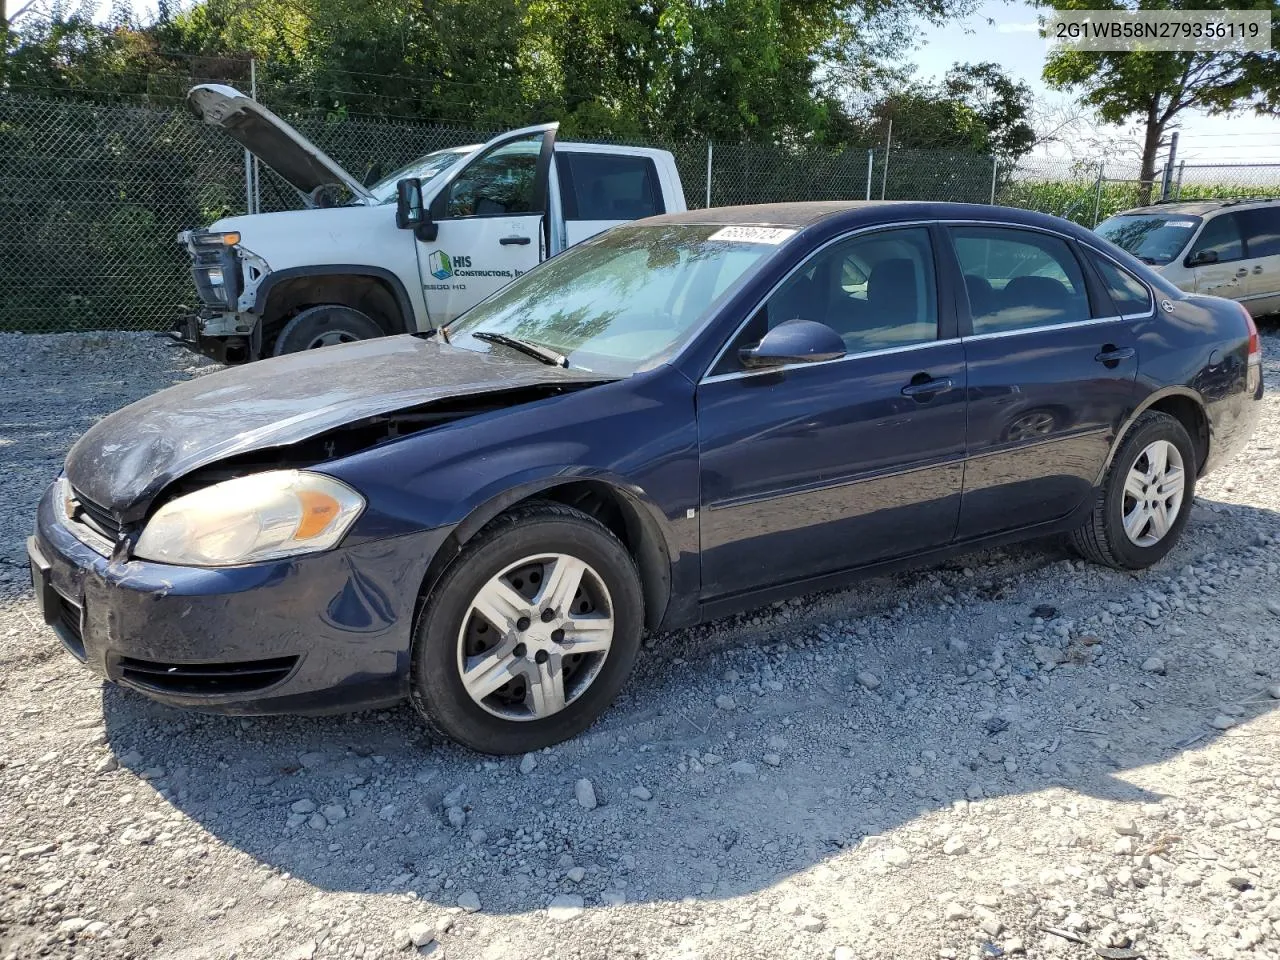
(417, 478, 674, 633)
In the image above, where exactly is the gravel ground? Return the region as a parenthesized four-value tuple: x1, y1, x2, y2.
(2, 330, 1280, 960)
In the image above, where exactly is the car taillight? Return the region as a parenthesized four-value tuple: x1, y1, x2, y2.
(1241, 303, 1261, 366)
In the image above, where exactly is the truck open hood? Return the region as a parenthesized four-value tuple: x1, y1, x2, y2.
(64, 336, 604, 523)
(187, 84, 374, 204)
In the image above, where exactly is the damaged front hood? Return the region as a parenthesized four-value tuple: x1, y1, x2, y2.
(65, 336, 602, 521)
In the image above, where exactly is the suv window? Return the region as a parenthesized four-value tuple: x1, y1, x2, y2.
(558, 153, 664, 221)
(1239, 206, 1280, 258)
(1088, 251, 1152, 316)
(1188, 213, 1244, 263)
(442, 138, 541, 218)
(950, 227, 1090, 334)
(716, 227, 937, 373)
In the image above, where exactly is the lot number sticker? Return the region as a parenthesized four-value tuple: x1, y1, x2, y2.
(709, 226, 797, 245)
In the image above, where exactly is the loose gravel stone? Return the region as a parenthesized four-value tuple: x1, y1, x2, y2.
(456, 890, 481, 912)
(547, 894, 585, 921)
(574, 778, 597, 810)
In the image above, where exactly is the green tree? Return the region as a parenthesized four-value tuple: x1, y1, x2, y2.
(1038, 0, 1280, 202)
(863, 62, 1036, 159)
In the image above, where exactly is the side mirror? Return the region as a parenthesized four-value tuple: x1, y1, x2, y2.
(1186, 249, 1218, 267)
(739, 319, 846, 370)
(395, 177, 437, 241)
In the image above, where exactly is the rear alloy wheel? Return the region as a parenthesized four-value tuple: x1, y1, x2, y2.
(410, 502, 644, 754)
(272, 304, 385, 355)
(1070, 410, 1196, 570)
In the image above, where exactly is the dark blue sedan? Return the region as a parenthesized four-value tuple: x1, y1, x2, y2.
(29, 202, 1263, 753)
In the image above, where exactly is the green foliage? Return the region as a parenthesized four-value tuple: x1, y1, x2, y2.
(859, 62, 1037, 160)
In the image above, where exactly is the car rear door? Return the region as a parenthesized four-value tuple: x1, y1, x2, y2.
(553, 150, 667, 249)
(947, 224, 1144, 539)
(417, 125, 557, 325)
(1237, 206, 1280, 315)
(696, 225, 966, 600)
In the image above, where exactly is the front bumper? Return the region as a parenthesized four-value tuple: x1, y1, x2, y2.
(30, 484, 446, 715)
(170, 312, 258, 365)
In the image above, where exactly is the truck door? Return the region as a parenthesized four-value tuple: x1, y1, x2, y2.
(555, 150, 668, 248)
(417, 125, 557, 325)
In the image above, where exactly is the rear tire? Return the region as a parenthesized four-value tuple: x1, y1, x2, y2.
(1070, 410, 1195, 570)
(410, 502, 644, 754)
(272, 304, 384, 355)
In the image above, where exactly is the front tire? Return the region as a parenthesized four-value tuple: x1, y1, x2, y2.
(1070, 410, 1195, 570)
(410, 502, 644, 754)
(272, 304, 385, 355)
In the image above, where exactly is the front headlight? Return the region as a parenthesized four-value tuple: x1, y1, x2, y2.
(134, 470, 365, 567)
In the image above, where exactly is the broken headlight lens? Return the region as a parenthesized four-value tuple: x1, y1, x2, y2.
(134, 470, 365, 566)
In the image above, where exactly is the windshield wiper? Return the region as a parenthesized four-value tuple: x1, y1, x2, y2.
(1135, 254, 1159, 265)
(471, 331, 568, 367)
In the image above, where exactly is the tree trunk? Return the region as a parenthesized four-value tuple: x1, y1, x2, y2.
(1137, 100, 1163, 206)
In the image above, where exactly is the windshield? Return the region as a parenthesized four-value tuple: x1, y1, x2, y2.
(1094, 214, 1201, 265)
(447, 224, 786, 376)
(369, 147, 472, 204)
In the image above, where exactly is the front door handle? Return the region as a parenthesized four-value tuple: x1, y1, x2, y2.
(1235, 267, 1249, 278)
(500, 235, 531, 246)
(901, 376, 953, 399)
(1254, 265, 1265, 275)
(1095, 345, 1136, 367)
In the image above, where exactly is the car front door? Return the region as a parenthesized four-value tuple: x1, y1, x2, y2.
(1237, 206, 1280, 315)
(1185, 212, 1251, 301)
(948, 225, 1143, 539)
(417, 125, 557, 325)
(696, 225, 967, 600)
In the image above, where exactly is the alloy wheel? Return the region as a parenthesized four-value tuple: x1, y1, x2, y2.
(1121, 439, 1185, 548)
(456, 553, 614, 721)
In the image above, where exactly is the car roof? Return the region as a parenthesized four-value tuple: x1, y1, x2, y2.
(1116, 197, 1280, 217)
(641, 201, 1102, 240)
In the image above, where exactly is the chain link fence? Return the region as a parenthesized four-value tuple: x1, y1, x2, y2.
(3, 92, 1279, 333)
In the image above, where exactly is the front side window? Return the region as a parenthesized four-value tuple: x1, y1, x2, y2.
(448, 224, 778, 376)
(718, 228, 938, 373)
(557, 153, 664, 221)
(1239, 207, 1280, 259)
(951, 227, 1090, 335)
(1188, 213, 1244, 264)
(442, 136, 543, 218)
(1094, 214, 1200, 265)
(1088, 251, 1153, 316)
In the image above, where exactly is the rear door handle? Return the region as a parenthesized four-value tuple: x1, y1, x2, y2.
(1095, 346, 1136, 367)
(1235, 267, 1249, 278)
(1254, 265, 1264, 275)
(901, 376, 953, 399)
(500, 235, 531, 246)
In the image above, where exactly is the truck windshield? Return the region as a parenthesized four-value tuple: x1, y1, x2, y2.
(369, 148, 473, 204)
(447, 224, 784, 376)
(1094, 214, 1202, 265)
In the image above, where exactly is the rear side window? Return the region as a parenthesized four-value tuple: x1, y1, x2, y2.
(557, 153, 664, 222)
(1088, 251, 1153, 316)
(1188, 213, 1244, 263)
(949, 227, 1090, 334)
(1239, 207, 1280, 258)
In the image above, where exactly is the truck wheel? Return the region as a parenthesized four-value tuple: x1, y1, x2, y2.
(272, 305, 385, 355)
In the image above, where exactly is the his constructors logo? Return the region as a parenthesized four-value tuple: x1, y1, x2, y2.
(429, 250, 453, 281)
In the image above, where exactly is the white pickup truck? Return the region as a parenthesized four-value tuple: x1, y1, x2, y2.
(177, 85, 687, 362)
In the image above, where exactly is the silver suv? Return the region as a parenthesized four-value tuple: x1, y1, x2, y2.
(1095, 198, 1280, 318)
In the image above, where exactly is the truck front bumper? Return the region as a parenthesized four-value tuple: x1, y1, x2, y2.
(170, 311, 258, 365)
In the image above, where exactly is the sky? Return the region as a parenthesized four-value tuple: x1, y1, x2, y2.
(906, 0, 1280, 169)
